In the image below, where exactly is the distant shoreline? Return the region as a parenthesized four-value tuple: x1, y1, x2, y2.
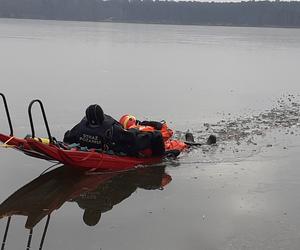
(1, 1, 300, 29)
(1, 17, 300, 30)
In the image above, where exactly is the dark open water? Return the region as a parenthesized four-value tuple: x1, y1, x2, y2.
(1, 18, 300, 250)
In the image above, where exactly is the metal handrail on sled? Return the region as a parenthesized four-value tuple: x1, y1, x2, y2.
(28, 99, 53, 143)
(0, 93, 13, 136)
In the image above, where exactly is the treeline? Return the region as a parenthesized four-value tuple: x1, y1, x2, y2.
(1, 0, 300, 27)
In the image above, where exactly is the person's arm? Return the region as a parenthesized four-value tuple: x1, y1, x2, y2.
(139, 121, 163, 130)
(63, 122, 82, 144)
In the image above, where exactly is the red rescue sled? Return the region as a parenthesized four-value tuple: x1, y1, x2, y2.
(0, 133, 163, 171)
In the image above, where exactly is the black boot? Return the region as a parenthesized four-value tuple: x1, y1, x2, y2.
(185, 132, 195, 142)
(206, 135, 217, 145)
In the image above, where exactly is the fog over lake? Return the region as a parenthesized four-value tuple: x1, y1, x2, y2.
(1, 18, 300, 250)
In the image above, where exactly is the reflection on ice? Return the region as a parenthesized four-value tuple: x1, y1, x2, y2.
(0, 165, 171, 228)
(0, 165, 171, 249)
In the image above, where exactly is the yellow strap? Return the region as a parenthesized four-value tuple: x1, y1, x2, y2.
(0, 136, 15, 148)
(0, 145, 14, 148)
(34, 137, 50, 144)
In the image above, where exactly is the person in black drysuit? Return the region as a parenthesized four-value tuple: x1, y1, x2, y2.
(63, 104, 165, 157)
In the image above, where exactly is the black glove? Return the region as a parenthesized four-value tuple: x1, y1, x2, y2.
(140, 121, 163, 130)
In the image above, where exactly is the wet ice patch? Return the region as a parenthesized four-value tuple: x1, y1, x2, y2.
(175, 94, 300, 164)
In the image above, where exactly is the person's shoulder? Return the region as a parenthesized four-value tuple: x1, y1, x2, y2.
(103, 114, 113, 122)
(78, 116, 88, 126)
(104, 114, 122, 126)
(104, 114, 113, 119)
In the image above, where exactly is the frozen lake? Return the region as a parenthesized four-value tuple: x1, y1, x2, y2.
(1, 18, 300, 250)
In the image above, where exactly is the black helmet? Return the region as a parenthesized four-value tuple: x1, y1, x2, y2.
(85, 104, 104, 125)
